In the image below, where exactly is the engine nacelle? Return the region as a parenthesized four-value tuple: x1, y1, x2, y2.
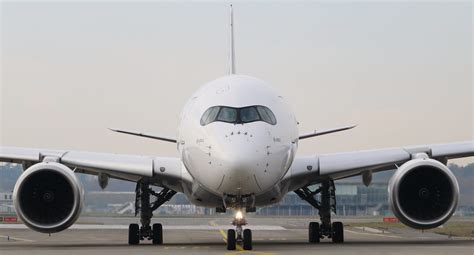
(13, 162, 84, 233)
(388, 158, 459, 229)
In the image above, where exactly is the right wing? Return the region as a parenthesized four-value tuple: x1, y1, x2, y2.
(0, 146, 192, 192)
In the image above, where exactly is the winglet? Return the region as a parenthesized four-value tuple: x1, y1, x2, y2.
(229, 4, 236, 75)
(299, 125, 357, 140)
(108, 128, 177, 143)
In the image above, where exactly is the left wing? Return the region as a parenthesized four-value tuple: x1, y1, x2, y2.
(282, 141, 474, 191)
(0, 146, 191, 192)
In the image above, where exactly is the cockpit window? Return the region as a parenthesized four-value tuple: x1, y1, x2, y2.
(200, 105, 277, 126)
(240, 107, 260, 123)
(217, 107, 238, 123)
(200, 106, 220, 125)
(256, 106, 277, 125)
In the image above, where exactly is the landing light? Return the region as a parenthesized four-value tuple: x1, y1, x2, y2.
(235, 210, 243, 220)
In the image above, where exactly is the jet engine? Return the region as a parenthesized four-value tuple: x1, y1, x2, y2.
(388, 158, 459, 229)
(13, 162, 84, 233)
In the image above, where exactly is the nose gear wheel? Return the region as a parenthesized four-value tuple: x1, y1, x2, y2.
(227, 210, 253, 250)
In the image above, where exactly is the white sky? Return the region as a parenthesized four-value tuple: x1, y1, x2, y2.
(1, 1, 472, 164)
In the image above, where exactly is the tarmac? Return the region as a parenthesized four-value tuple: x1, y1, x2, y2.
(1, 217, 473, 255)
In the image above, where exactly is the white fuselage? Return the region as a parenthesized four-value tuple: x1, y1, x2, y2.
(177, 75, 299, 206)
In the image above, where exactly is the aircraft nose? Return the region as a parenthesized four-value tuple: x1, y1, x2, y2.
(212, 130, 273, 195)
(204, 126, 293, 196)
(219, 139, 262, 174)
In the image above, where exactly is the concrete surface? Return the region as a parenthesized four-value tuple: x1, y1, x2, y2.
(1, 217, 473, 255)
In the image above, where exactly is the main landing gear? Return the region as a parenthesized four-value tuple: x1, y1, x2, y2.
(295, 180, 344, 244)
(227, 210, 252, 250)
(128, 182, 176, 245)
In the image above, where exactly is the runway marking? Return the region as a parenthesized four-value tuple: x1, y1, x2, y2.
(163, 246, 207, 250)
(345, 229, 402, 239)
(0, 235, 35, 242)
(268, 238, 287, 241)
(192, 246, 211, 249)
(355, 226, 391, 234)
(163, 246, 187, 250)
(209, 220, 276, 255)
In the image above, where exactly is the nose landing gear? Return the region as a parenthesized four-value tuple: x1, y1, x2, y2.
(295, 180, 344, 244)
(227, 210, 252, 250)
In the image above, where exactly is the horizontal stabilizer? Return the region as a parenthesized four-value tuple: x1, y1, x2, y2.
(299, 125, 356, 140)
(109, 128, 177, 143)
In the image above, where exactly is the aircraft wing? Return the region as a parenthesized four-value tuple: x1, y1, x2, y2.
(282, 141, 474, 191)
(0, 146, 191, 192)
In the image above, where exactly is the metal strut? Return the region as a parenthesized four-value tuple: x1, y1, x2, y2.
(135, 182, 177, 239)
(294, 180, 336, 238)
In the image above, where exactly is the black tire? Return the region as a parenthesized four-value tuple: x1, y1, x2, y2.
(332, 222, 344, 243)
(227, 229, 236, 250)
(152, 223, 163, 245)
(128, 224, 140, 245)
(243, 229, 252, 250)
(308, 222, 320, 243)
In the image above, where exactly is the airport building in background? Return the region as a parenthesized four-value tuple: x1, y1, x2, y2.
(0, 192, 14, 214)
(80, 182, 392, 216)
(257, 183, 390, 216)
(2, 184, 473, 216)
(2, 184, 473, 217)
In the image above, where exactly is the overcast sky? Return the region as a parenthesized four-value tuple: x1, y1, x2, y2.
(1, 1, 472, 165)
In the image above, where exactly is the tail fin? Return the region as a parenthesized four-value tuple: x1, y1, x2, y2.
(229, 4, 236, 75)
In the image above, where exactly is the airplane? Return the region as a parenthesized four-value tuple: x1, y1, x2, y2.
(1, 4, 473, 251)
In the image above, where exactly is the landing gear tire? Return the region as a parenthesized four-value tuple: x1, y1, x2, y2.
(128, 224, 140, 245)
(296, 181, 343, 244)
(227, 229, 236, 250)
(243, 229, 252, 250)
(331, 222, 344, 243)
(152, 223, 163, 245)
(308, 222, 320, 243)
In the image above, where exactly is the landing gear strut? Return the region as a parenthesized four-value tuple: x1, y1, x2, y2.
(227, 210, 252, 250)
(295, 180, 344, 243)
(128, 182, 176, 245)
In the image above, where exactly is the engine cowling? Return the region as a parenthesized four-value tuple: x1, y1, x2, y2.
(13, 162, 84, 233)
(388, 158, 459, 229)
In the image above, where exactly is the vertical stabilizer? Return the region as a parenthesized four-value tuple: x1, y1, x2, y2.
(229, 4, 236, 75)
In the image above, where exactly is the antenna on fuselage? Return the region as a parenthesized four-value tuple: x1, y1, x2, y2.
(229, 4, 236, 75)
